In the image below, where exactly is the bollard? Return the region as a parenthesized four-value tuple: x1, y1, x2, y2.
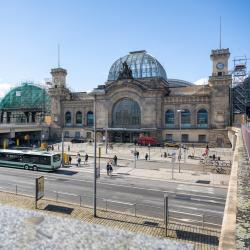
(79, 195, 82, 207)
(134, 204, 137, 217)
(164, 194, 169, 237)
(202, 214, 204, 228)
(56, 192, 58, 202)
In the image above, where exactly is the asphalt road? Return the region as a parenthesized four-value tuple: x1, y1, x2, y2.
(0, 166, 226, 229)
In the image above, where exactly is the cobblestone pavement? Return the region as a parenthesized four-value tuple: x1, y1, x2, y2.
(0, 191, 220, 250)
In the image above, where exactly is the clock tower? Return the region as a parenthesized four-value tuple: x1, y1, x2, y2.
(210, 48, 230, 77)
(209, 48, 232, 130)
(48, 67, 70, 138)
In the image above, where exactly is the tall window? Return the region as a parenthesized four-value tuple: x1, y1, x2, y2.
(112, 98, 141, 127)
(197, 109, 208, 128)
(165, 110, 174, 128)
(76, 111, 82, 125)
(181, 109, 191, 128)
(65, 111, 71, 126)
(87, 111, 93, 127)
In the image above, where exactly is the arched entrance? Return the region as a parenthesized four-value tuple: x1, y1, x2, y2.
(111, 98, 141, 142)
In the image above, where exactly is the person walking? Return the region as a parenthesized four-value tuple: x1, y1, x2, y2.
(106, 161, 111, 176)
(84, 153, 89, 165)
(69, 155, 72, 165)
(145, 153, 148, 161)
(136, 151, 139, 159)
(77, 156, 81, 167)
(113, 155, 117, 166)
(51, 145, 54, 151)
(68, 145, 70, 152)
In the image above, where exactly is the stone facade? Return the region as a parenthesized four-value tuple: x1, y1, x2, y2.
(48, 48, 232, 146)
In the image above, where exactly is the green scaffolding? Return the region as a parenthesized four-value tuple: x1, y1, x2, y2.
(0, 82, 50, 113)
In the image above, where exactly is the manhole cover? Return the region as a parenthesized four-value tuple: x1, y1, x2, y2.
(196, 180, 210, 184)
(143, 221, 159, 227)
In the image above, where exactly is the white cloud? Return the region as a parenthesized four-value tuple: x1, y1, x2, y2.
(0, 82, 17, 98)
(194, 77, 208, 85)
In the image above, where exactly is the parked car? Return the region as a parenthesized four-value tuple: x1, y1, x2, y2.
(137, 136, 163, 147)
(71, 138, 86, 143)
(164, 142, 179, 148)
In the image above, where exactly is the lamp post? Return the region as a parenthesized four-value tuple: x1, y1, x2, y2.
(90, 88, 105, 218)
(61, 129, 64, 168)
(134, 143, 137, 168)
(148, 143, 151, 160)
(177, 110, 183, 173)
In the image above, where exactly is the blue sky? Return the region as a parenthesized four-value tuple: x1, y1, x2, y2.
(0, 0, 249, 95)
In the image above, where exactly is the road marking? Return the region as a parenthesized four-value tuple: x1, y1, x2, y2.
(0, 168, 226, 202)
(176, 184, 215, 194)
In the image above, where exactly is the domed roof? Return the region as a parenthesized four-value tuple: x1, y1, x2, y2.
(0, 82, 50, 111)
(108, 50, 167, 81)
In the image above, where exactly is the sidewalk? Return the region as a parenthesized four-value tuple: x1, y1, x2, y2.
(66, 161, 230, 188)
(0, 191, 220, 250)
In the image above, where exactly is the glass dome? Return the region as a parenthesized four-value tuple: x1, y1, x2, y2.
(0, 82, 50, 112)
(108, 50, 167, 81)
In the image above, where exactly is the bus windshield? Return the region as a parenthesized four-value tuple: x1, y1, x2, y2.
(53, 154, 61, 162)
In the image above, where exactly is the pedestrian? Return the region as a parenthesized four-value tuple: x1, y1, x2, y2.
(68, 145, 70, 152)
(69, 155, 72, 165)
(58, 144, 60, 150)
(136, 151, 139, 159)
(77, 156, 81, 167)
(52, 145, 54, 151)
(84, 153, 89, 165)
(109, 164, 113, 176)
(164, 152, 167, 158)
(145, 153, 148, 161)
(113, 155, 117, 166)
(106, 161, 111, 175)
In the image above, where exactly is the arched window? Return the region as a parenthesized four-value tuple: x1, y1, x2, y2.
(87, 111, 93, 127)
(165, 110, 174, 128)
(197, 109, 208, 128)
(181, 109, 191, 128)
(76, 111, 82, 125)
(65, 111, 71, 126)
(112, 98, 141, 127)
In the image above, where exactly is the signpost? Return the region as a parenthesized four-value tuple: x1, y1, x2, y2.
(164, 194, 169, 237)
(35, 176, 44, 209)
(97, 147, 101, 178)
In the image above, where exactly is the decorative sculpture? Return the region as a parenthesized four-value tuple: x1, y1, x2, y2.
(117, 61, 133, 80)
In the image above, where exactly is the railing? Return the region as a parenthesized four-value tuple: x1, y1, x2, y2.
(0, 183, 223, 229)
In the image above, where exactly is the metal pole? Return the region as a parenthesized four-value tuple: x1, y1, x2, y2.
(94, 94, 97, 217)
(134, 144, 136, 168)
(61, 129, 64, 168)
(105, 127, 108, 154)
(179, 111, 181, 173)
(164, 195, 168, 237)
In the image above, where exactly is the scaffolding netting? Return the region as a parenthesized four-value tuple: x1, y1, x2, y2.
(0, 82, 50, 113)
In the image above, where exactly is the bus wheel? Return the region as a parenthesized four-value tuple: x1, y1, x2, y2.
(24, 165, 29, 170)
(33, 166, 38, 171)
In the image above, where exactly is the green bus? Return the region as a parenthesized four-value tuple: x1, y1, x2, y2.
(0, 149, 61, 172)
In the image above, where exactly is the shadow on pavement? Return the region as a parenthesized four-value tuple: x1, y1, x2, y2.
(175, 230, 219, 246)
(54, 169, 78, 175)
(44, 204, 74, 214)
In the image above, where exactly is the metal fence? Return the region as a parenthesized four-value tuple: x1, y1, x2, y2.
(0, 182, 223, 230)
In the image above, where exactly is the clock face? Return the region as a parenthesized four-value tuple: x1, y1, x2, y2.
(216, 62, 225, 70)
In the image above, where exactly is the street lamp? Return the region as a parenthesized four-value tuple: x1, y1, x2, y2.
(90, 88, 105, 217)
(177, 109, 184, 173)
(61, 129, 64, 168)
(148, 143, 151, 160)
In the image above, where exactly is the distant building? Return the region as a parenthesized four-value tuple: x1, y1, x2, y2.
(49, 48, 232, 146)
